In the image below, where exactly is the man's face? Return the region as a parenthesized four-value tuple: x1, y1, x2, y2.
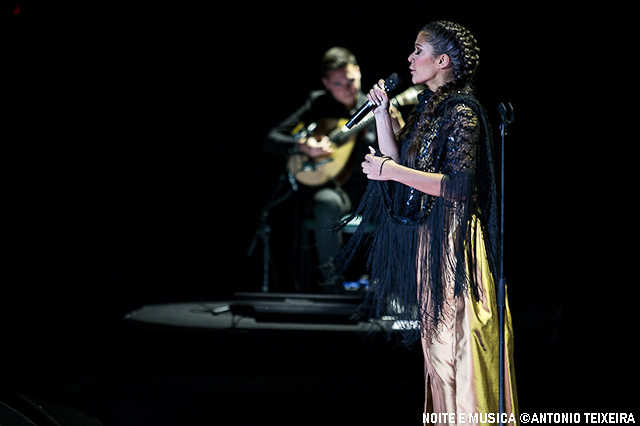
(321, 63, 361, 108)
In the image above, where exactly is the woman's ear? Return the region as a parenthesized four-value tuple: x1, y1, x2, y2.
(437, 54, 452, 69)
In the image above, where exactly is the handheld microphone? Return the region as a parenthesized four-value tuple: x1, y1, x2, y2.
(345, 73, 402, 129)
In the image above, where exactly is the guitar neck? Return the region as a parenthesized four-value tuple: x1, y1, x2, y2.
(329, 113, 374, 143)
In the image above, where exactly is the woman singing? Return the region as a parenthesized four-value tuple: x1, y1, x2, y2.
(334, 21, 518, 423)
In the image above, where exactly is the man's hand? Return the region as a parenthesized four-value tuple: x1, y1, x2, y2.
(298, 136, 333, 158)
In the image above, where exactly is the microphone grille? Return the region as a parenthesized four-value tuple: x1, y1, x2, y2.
(385, 73, 402, 91)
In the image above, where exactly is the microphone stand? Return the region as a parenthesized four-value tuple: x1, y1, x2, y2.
(247, 171, 296, 292)
(497, 102, 513, 425)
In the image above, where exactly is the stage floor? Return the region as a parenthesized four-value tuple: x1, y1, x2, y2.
(2, 296, 634, 425)
(3, 298, 425, 425)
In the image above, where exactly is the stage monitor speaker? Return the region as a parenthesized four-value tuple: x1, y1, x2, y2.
(231, 292, 366, 324)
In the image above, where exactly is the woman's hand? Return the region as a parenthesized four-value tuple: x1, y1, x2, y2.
(362, 146, 395, 181)
(367, 79, 390, 115)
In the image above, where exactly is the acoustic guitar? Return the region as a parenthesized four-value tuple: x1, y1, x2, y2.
(286, 86, 421, 187)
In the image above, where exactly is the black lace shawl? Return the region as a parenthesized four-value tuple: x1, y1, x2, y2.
(333, 89, 498, 345)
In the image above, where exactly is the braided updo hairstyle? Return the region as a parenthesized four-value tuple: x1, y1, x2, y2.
(402, 21, 481, 167)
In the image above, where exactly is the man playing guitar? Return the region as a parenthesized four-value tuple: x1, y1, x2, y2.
(263, 47, 403, 291)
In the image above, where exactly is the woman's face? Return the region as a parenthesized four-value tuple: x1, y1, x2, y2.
(408, 33, 438, 85)
(408, 32, 451, 89)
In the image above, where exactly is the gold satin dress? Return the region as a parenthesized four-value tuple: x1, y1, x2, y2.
(333, 91, 518, 425)
(421, 217, 518, 425)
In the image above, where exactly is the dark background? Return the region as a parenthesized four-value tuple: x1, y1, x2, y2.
(4, 1, 634, 424)
(8, 0, 560, 296)
(6, 2, 578, 312)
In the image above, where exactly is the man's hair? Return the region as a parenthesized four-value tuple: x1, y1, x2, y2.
(321, 47, 357, 77)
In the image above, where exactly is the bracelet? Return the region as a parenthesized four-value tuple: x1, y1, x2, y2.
(379, 156, 393, 175)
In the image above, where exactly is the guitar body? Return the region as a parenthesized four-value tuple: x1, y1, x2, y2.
(287, 117, 359, 187)
(285, 86, 421, 187)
